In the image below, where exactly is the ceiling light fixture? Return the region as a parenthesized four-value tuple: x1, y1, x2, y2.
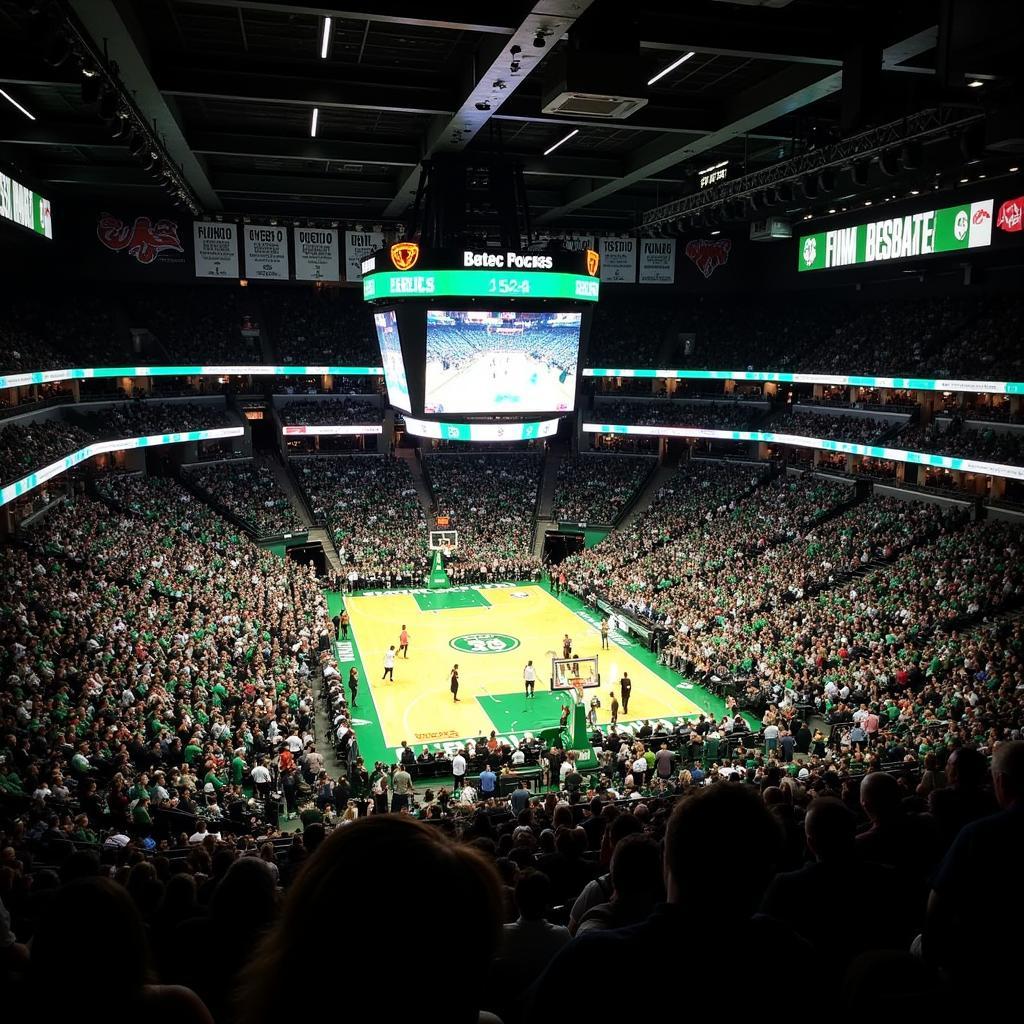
(648, 51, 694, 86)
(864, 200, 872, 205)
(0, 88, 35, 120)
(967, 79, 983, 88)
(321, 17, 331, 59)
(543, 128, 578, 156)
(1011, 166, 1020, 172)
(828, 208, 836, 214)
(310, 107, 319, 137)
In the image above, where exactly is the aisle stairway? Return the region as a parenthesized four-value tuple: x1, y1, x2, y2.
(397, 448, 435, 516)
(531, 447, 563, 558)
(614, 462, 679, 532)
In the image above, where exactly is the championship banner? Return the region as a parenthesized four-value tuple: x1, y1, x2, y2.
(243, 225, 289, 280)
(798, 199, 993, 271)
(638, 237, 676, 284)
(599, 237, 637, 283)
(344, 230, 385, 281)
(193, 221, 239, 278)
(294, 226, 340, 282)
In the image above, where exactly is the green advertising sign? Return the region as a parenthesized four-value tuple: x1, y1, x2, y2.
(798, 199, 993, 271)
(0, 171, 52, 239)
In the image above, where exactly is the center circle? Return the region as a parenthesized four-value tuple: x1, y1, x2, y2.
(449, 632, 521, 654)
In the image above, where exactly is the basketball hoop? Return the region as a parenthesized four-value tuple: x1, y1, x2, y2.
(572, 677, 585, 704)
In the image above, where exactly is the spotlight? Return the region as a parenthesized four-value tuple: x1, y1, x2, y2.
(533, 33, 546, 48)
(900, 141, 923, 171)
(128, 131, 146, 157)
(109, 114, 129, 140)
(141, 150, 158, 172)
(801, 174, 819, 199)
(850, 160, 870, 187)
(817, 168, 837, 194)
(474, 100, 491, 111)
(878, 149, 900, 177)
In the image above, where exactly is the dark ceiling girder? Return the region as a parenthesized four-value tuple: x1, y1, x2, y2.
(189, 132, 420, 167)
(215, 172, 397, 200)
(0, 123, 123, 149)
(171, 1, 519, 36)
(159, 67, 454, 116)
(535, 25, 941, 225)
(68, 0, 221, 209)
(381, 0, 597, 220)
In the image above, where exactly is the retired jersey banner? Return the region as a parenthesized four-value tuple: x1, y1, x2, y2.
(639, 238, 676, 284)
(243, 225, 289, 280)
(344, 230, 385, 281)
(193, 221, 239, 278)
(599, 237, 637, 283)
(799, 199, 994, 271)
(295, 227, 340, 282)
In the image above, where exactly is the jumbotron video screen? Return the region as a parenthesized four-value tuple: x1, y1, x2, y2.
(423, 310, 582, 415)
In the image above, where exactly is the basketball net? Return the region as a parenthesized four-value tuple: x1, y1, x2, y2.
(572, 677, 585, 704)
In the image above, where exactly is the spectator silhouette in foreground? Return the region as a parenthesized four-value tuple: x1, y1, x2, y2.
(238, 816, 504, 1024)
(527, 784, 805, 1011)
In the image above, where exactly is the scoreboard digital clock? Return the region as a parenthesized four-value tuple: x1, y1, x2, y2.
(361, 244, 600, 421)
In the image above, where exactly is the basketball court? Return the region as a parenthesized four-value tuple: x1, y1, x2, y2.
(334, 580, 704, 761)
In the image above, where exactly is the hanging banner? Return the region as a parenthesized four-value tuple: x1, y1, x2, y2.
(243, 225, 289, 280)
(294, 226, 340, 281)
(559, 234, 595, 252)
(638, 237, 676, 284)
(344, 230, 385, 280)
(598, 237, 637, 283)
(193, 221, 239, 278)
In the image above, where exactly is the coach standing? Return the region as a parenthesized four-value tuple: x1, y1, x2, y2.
(620, 673, 632, 716)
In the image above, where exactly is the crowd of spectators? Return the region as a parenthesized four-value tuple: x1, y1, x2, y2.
(0, 419, 94, 486)
(552, 454, 655, 524)
(183, 462, 301, 537)
(591, 398, 759, 431)
(76, 401, 236, 440)
(262, 288, 377, 366)
(780, 409, 892, 445)
(124, 286, 258, 364)
(291, 455, 429, 589)
(900, 418, 1024, 466)
(424, 453, 544, 580)
(0, 286, 128, 372)
(276, 398, 382, 426)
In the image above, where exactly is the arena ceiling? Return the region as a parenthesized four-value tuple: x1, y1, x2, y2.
(0, 1, 1016, 232)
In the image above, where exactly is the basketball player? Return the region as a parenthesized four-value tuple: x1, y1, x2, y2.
(559, 703, 570, 729)
(619, 672, 632, 715)
(450, 664, 460, 703)
(398, 624, 410, 659)
(523, 660, 536, 698)
(562, 633, 572, 660)
(600, 617, 609, 650)
(609, 690, 619, 727)
(382, 646, 396, 681)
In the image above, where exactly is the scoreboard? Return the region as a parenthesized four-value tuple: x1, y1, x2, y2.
(363, 244, 599, 427)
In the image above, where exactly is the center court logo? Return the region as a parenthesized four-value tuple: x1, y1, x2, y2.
(450, 633, 520, 654)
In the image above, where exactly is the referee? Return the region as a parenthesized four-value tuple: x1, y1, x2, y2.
(523, 660, 536, 698)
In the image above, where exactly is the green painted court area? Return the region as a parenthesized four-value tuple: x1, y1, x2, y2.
(475, 691, 575, 737)
(413, 589, 493, 612)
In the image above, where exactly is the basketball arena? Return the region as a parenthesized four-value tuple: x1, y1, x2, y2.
(0, 1, 1020, 1018)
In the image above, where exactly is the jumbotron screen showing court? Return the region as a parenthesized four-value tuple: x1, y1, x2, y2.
(373, 309, 411, 413)
(423, 310, 581, 415)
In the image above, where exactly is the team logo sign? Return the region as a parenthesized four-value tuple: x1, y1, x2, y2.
(97, 213, 184, 264)
(802, 236, 817, 266)
(997, 197, 1023, 233)
(450, 633, 520, 654)
(954, 209, 969, 241)
(684, 238, 732, 278)
(390, 241, 420, 270)
(586, 248, 600, 276)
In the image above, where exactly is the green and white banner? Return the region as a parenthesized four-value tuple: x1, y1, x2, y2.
(582, 423, 1024, 481)
(0, 426, 245, 508)
(798, 199, 993, 271)
(0, 364, 384, 390)
(0, 171, 51, 239)
(363, 269, 600, 302)
(583, 367, 1023, 395)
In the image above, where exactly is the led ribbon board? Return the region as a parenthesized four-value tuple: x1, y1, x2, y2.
(402, 416, 560, 442)
(362, 270, 600, 302)
(798, 199, 994, 272)
(282, 425, 383, 436)
(0, 365, 384, 390)
(583, 368, 1024, 395)
(0, 427, 244, 508)
(0, 171, 52, 239)
(582, 424, 1024, 481)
